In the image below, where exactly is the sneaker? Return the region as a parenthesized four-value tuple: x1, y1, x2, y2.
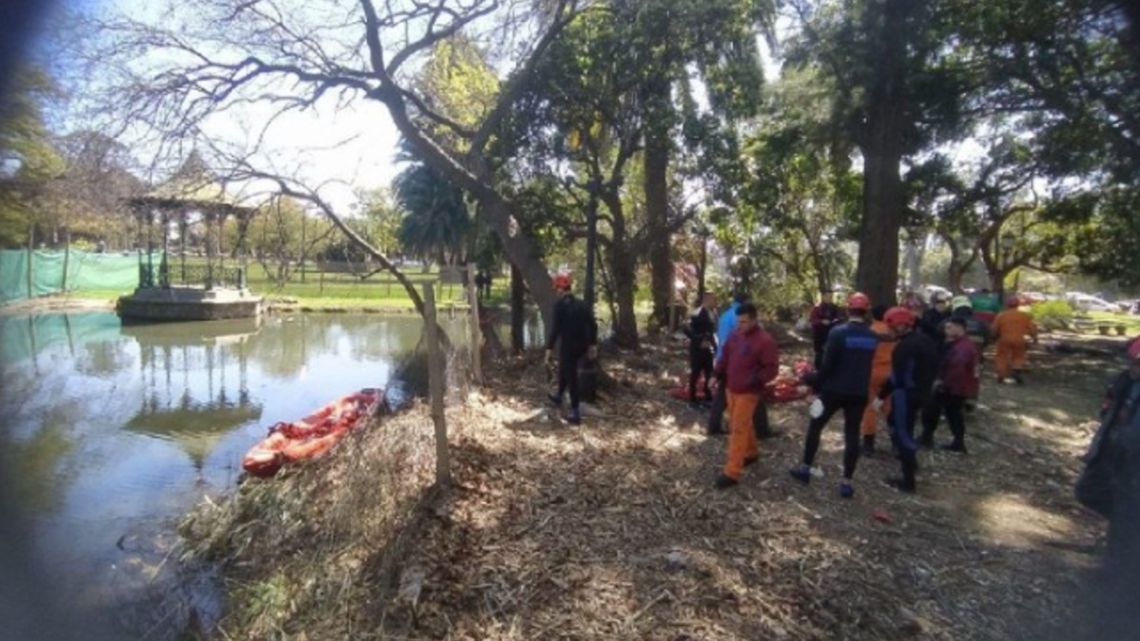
(883, 477, 916, 493)
(744, 456, 759, 467)
(789, 465, 812, 485)
(714, 474, 739, 489)
(548, 393, 562, 408)
(1013, 373, 1025, 385)
(567, 409, 582, 425)
(838, 481, 855, 499)
(940, 442, 967, 454)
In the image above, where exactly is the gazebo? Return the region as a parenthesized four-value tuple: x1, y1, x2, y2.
(117, 153, 262, 322)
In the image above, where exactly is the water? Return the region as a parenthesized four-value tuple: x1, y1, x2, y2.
(0, 311, 540, 640)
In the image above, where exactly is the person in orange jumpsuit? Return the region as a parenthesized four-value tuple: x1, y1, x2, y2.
(992, 296, 1038, 385)
(860, 305, 896, 455)
(712, 303, 780, 489)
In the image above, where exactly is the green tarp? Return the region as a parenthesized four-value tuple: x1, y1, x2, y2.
(1, 250, 161, 304)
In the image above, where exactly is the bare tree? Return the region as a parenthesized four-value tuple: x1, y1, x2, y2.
(83, 0, 591, 327)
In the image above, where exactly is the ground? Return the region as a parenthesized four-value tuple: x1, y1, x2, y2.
(376, 339, 1111, 641)
(184, 329, 1128, 641)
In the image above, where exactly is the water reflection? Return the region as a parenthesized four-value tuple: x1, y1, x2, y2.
(0, 311, 497, 639)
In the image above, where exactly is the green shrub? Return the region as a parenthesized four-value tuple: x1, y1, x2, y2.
(1030, 299, 1074, 330)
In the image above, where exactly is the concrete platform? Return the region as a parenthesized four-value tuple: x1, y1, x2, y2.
(117, 287, 262, 322)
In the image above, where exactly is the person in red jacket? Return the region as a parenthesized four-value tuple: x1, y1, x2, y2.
(713, 302, 780, 489)
(920, 317, 980, 453)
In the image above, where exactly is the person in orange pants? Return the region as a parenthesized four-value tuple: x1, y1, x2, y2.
(712, 303, 780, 488)
(993, 296, 1038, 384)
(860, 306, 897, 455)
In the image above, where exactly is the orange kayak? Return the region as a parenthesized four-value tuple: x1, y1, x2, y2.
(242, 389, 384, 478)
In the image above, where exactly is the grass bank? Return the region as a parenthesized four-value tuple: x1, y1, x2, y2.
(181, 333, 1119, 640)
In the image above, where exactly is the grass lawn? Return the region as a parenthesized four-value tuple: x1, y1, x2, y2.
(1087, 311, 1140, 333)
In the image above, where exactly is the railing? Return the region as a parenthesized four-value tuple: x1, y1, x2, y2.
(146, 257, 246, 290)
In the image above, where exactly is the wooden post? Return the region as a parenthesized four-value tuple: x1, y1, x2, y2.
(424, 283, 450, 487)
(26, 224, 34, 298)
(467, 264, 483, 386)
(61, 230, 71, 292)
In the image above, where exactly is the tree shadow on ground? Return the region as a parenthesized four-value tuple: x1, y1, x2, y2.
(370, 337, 1113, 641)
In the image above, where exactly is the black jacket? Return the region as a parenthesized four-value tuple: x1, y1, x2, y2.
(816, 320, 879, 397)
(879, 330, 939, 401)
(686, 307, 716, 353)
(546, 295, 598, 355)
(920, 308, 950, 342)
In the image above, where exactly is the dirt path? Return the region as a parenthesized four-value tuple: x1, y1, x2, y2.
(380, 341, 1108, 640)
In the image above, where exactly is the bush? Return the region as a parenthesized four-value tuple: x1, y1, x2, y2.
(1030, 299, 1074, 330)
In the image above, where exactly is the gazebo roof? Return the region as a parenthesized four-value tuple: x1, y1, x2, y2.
(127, 151, 256, 216)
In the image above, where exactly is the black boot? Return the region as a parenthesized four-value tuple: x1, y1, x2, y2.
(862, 435, 876, 456)
(884, 476, 916, 493)
(714, 474, 739, 489)
(1013, 371, 1025, 385)
(940, 442, 967, 454)
(919, 431, 934, 449)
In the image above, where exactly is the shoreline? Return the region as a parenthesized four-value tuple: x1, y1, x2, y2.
(0, 294, 516, 317)
(178, 339, 1114, 640)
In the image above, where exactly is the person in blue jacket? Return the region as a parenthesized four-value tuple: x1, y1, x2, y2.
(791, 292, 879, 498)
(707, 292, 779, 439)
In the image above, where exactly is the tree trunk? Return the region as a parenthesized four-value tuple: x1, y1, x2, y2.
(584, 190, 599, 308)
(601, 191, 640, 349)
(854, 0, 909, 308)
(510, 262, 525, 353)
(644, 114, 673, 331)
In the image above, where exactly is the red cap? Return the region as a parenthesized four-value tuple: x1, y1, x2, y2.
(847, 292, 871, 311)
(552, 273, 572, 292)
(884, 306, 917, 329)
(1129, 337, 1140, 361)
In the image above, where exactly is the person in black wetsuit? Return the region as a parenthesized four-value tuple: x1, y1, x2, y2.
(875, 307, 939, 493)
(810, 290, 842, 370)
(687, 292, 717, 408)
(791, 292, 879, 499)
(920, 293, 951, 342)
(545, 273, 598, 425)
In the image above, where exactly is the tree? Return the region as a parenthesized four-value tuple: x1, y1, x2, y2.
(785, 0, 966, 305)
(627, 0, 773, 328)
(0, 67, 63, 247)
(87, 0, 593, 329)
(394, 162, 472, 266)
(741, 68, 860, 299)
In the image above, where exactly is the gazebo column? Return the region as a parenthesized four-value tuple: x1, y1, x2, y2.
(205, 211, 215, 290)
(145, 210, 155, 288)
(160, 210, 170, 288)
(218, 210, 227, 286)
(179, 209, 188, 286)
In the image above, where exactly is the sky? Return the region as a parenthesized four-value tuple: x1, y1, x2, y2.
(35, 0, 989, 220)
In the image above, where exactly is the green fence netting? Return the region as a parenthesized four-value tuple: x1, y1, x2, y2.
(1, 250, 162, 304)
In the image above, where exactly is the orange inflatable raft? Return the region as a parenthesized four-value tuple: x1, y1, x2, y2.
(242, 389, 384, 478)
(669, 360, 813, 404)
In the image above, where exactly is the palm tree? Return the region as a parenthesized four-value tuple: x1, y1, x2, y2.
(393, 162, 471, 267)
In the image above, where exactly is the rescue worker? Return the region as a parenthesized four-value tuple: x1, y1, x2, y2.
(920, 293, 951, 342)
(943, 296, 990, 411)
(920, 317, 980, 452)
(992, 296, 1038, 384)
(687, 292, 717, 408)
(1075, 340, 1140, 637)
(874, 307, 939, 493)
(545, 273, 598, 425)
(860, 305, 896, 455)
(790, 292, 878, 498)
(709, 293, 780, 440)
(713, 302, 780, 489)
(809, 289, 842, 370)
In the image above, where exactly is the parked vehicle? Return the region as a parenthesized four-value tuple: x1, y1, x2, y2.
(1066, 292, 1118, 312)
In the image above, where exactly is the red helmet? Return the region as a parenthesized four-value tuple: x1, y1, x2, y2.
(1129, 337, 1140, 361)
(884, 306, 917, 329)
(552, 273, 572, 292)
(847, 292, 871, 311)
